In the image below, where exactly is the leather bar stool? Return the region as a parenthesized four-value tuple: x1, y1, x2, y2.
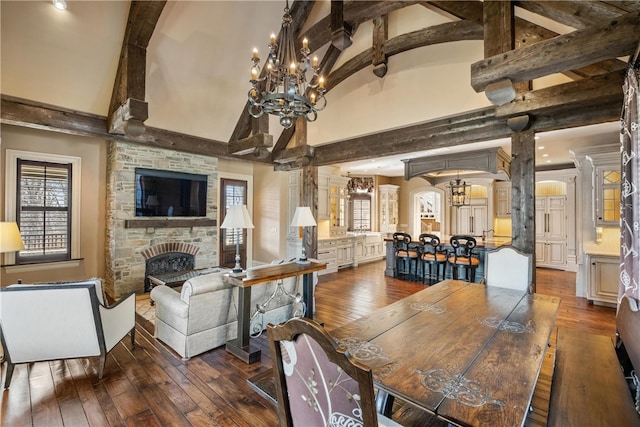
(418, 233, 447, 285)
(447, 235, 480, 282)
(392, 232, 419, 280)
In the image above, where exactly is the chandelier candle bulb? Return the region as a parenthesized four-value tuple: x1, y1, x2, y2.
(252, 48, 259, 59)
(247, 0, 327, 128)
(251, 67, 258, 80)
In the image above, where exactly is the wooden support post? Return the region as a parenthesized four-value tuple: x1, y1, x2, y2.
(293, 117, 317, 259)
(482, 1, 529, 100)
(301, 166, 318, 260)
(510, 128, 536, 292)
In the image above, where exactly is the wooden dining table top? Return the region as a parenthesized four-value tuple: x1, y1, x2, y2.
(329, 279, 560, 427)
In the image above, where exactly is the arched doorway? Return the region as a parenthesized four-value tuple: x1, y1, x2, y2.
(413, 188, 444, 238)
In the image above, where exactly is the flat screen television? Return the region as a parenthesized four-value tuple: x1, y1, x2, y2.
(135, 168, 207, 217)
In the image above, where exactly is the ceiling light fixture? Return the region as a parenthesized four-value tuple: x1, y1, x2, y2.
(52, 0, 67, 10)
(448, 172, 470, 207)
(248, 0, 326, 129)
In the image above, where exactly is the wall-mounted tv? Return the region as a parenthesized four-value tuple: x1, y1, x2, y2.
(135, 168, 207, 217)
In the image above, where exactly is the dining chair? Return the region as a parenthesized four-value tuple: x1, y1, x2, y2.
(267, 317, 402, 427)
(418, 233, 447, 285)
(484, 245, 533, 293)
(392, 232, 419, 280)
(447, 235, 481, 282)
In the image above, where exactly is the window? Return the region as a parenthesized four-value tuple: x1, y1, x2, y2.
(17, 160, 71, 262)
(351, 194, 371, 231)
(5, 150, 81, 265)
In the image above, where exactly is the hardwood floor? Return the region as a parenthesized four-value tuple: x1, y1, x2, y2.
(1, 261, 616, 426)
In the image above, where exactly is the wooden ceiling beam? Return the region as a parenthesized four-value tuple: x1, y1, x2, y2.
(311, 93, 621, 167)
(2, 95, 230, 158)
(515, 0, 632, 29)
(471, 11, 640, 92)
(495, 70, 625, 118)
(107, 1, 166, 137)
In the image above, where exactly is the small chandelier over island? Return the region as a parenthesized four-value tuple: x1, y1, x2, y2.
(248, 0, 327, 129)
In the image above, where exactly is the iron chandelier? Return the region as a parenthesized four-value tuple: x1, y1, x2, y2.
(248, 1, 326, 129)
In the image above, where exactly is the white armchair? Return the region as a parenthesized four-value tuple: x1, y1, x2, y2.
(0, 279, 135, 389)
(151, 268, 237, 359)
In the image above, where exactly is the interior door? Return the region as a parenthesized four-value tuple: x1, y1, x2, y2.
(220, 179, 248, 269)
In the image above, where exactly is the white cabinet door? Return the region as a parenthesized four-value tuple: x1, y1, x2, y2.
(495, 182, 511, 217)
(587, 255, 619, 305)
(456, 205, 487, 236)
(318, 171, 331, 220)
(535, 195, 567, 268)
(547, 241, 567, 267)
(546, 196, 566, 241)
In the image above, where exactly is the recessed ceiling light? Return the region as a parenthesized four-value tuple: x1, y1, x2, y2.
(546, 160, 552, 163)
(535, 136, 540, 140)
(542, 154, 549, 157)
(538, 146, 545, 150)
(52, 0, 67, 10)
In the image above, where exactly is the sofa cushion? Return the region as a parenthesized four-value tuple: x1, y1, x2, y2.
(180, 269, 230, 303)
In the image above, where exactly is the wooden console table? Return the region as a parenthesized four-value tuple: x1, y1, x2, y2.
(223, 261, 326, 363)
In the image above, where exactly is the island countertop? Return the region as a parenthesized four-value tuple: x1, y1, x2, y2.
(384, 235, 511, 248)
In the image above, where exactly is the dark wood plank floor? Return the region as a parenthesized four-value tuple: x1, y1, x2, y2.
(1, 261, 616, 426)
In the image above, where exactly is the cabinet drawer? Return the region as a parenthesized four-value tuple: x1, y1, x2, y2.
(319, 239, 336, 249)
(317, 249, 336, 261)
(337, 238, 353, 247)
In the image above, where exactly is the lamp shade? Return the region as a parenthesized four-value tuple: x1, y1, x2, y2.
(291, 207, 317, 227)
(0, 222, 25, 253)
(220, 205, 254, 229)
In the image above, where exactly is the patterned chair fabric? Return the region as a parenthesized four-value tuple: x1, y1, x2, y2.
(267, 317, 401, 427)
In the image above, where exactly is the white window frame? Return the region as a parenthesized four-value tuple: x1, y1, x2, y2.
(4, 149, 81, 265)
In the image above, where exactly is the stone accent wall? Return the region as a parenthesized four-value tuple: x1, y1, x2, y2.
(105, 141, 218, 298)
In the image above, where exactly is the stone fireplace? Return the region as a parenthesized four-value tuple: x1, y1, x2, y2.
(104, 141, 219, 298)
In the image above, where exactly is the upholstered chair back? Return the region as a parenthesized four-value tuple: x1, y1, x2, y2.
(268, 317, 379, 427)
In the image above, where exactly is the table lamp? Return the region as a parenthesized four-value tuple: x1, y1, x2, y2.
(291, 206, 317, 264)
(0, 222, 25, 254)
(220, 205, 254, 273)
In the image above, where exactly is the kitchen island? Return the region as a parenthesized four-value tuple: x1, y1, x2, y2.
(384, 235, 511, 281)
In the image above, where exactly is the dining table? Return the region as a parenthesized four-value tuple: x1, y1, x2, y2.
(329, 279, 560, 427)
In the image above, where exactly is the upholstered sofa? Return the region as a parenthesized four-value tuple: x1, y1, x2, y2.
(150, 262, 310, 359)
(0, 278, 136, 388)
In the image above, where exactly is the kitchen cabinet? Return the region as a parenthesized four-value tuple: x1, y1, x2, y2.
(455, 204, 487, 236)
(586, 254, 618, 305)
(335, 238, 354, 267)
(379, 184, 399, 233)
(329, 176, 350, 237)
(317, 239, 337, 275)
(317, 167, 332, 221)
(535, 195, 567, 268)
(594, 165, 621, 226)
(495, 181, 511, 217)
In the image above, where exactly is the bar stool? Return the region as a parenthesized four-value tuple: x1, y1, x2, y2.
(392, 232, 419, 280)
(447, 235, 480, 282)
(418, 234, 447, 285)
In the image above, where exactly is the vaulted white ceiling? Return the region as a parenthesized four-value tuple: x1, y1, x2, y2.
(1, 1, 621, 176)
